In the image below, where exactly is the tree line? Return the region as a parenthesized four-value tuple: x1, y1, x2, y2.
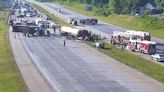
(37, 0, 164, 14)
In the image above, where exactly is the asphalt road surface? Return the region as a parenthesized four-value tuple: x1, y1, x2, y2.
(33, 1, 164, 50)
(9, 27, 54, 92)
(21, 1, 164, 92)
(18, 33, 164, 92)
(44, 3, 125, 34)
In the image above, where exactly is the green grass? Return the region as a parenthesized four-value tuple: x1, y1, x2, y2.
(62, 2, 97, 17)
(58, 2, 164, 39)
(100, 15, 164, 39)
(85, 41, 164, 83)
(32, 3, 72, 27)
(0, 11, 28, 92)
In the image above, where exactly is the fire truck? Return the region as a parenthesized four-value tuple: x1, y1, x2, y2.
(127, 40, 156, 54)
(126, 30, 151, 41)
(111, 30, 151, 45)
(111, 30, 156, 54)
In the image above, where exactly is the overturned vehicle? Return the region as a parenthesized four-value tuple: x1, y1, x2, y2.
(12, 23, 41, 36)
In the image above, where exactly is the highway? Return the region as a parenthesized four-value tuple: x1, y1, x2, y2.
(12, 1, 164, 92)
(18, 33, 164, 92)
(34, 2, 164, 50)
(44, 3, 126, 35)
(20, 35, 128, 92)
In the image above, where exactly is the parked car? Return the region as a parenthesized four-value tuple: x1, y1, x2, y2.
(151, 54, 164, 61)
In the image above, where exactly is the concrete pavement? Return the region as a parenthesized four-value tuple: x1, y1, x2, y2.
(9, 26, 55, 92)
(18, 32, 164, 92)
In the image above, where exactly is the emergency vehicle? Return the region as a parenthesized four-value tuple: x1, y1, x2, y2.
(111, 30, 155, 54)
(111, 30, 151, 45)
(127, 40, 156, 54)
(126, 30, 151, 41)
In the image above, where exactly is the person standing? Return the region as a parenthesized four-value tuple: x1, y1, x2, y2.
(59, 26, 61, 34)
(72, 35, 75, 42)
(27, 32, 30, 38)
(53, 26, 56, 35)
(64, 39, 66, 47)
(47, 30, 50, 37)
(23, 30, 26, 37)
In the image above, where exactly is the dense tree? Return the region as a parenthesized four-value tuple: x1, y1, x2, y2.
(36, 0, 164, 14)
(155, 0, 164, 8)
(109, 0, 118, 13)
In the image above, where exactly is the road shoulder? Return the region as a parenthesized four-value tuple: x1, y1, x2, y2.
(9, 26, 54, 92)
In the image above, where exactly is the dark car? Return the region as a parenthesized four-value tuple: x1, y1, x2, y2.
(17, 15, 24, 18)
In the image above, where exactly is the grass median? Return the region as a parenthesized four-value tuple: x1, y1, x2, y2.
(85, 41, 164, 83)
(0, 11, 28, 92)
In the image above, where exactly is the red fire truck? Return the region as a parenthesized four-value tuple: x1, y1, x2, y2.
(111, 30, 156, 54)
(127, 40, 156, 54)
(111, 30, 151, 45)
(126, 30, 151, 41)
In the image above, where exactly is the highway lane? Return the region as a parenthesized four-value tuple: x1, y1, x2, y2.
(17, 1, 164, 91)
(37, 2, 126, 34)
(19, 34, 164, 92)
(20, 35, 128, 92)
(36, 2, 164, 50)
(45, 3, 126, 32)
